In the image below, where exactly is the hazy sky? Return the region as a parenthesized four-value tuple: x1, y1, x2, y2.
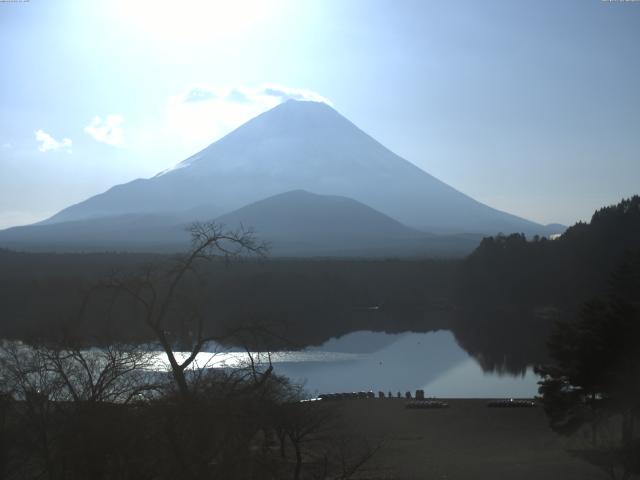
(1, 0, 638, 229)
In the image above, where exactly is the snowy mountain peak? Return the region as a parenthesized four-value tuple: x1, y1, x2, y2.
(39, 100, 546, 236)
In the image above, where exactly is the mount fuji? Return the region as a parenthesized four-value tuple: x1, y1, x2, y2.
(0, 100, 561, 255)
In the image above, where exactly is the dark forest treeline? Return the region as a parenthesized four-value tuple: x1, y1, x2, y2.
(0, 251, 457, 349)
(454, 195, 640, 372)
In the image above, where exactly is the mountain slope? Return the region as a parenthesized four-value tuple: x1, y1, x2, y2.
(217, 190, 424, 239)
(42, 100, 550, 235)
(0, 190, 483, 256)
(215, 190, 431, 256)
(0, 213, 188, 252)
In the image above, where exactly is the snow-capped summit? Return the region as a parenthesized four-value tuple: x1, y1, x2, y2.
(41, 100, 545, 236)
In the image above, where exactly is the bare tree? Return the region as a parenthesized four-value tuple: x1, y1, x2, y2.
(104, 221, 268, 398)
(39, 342, 159, 404)
(0, 336, 161, 480)
(0, 222, 380, 479)
(276, 401, 380, 480)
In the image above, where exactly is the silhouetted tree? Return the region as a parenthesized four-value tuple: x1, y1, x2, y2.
(104, 221, 268, 398)
(0, 336, 159, 480)
(0, 221, 383, 479)
(536, 253, 640, 479)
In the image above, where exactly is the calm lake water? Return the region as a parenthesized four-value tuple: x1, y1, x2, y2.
(161, 330, 539, 398)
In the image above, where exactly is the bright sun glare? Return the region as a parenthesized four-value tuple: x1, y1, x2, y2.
(111, 0, 281, 43)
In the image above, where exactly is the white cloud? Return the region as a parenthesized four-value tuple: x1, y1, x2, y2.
(258, 84, 332, 104)
(180, 84, 332, 106)
(165, 84, 332, 149)
(84, 115, 125, 146)
(35, 130, 72, 153)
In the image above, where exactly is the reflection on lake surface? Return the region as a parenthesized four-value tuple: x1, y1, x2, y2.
(159, 330, 539, 398)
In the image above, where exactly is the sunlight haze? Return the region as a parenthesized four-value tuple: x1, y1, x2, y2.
(1, 0, 638, 228)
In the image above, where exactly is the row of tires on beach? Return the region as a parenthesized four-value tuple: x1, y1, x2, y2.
(320, 390, 427, 401)
(487, 399, 537, 408)
(406, 399, 536, 409)
(405, 400, 449, 409)
(317, 393, 537, 409)
(318, 392, 376, 400)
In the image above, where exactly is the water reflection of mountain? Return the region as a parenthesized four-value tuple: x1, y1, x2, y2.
(306, 330, 412, 353)
(273, 331, 538, 398)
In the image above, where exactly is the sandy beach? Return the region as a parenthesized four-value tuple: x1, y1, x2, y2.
(333, 398, 607, 479)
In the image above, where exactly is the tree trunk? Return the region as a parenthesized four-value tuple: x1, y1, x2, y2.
(157, 329, 190, 398)
(622, 411, 632, 447)
(294, 441, 302, 480)
(277, 430, 286, 459)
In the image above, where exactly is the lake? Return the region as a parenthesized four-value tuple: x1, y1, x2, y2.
(161, 330, 540, 398)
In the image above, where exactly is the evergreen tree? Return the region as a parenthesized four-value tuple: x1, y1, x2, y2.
(536, 253, 640, 479)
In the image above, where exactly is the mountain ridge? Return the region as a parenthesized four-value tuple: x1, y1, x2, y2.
(2, 100, 566, 255)
(41, 100, 554, 235)
(0, 189, 483, 256)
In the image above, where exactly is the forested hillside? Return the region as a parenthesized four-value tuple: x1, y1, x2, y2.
(455, 196, 640, 372)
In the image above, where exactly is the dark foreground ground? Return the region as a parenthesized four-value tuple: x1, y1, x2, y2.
(334, 399, 608, 480)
